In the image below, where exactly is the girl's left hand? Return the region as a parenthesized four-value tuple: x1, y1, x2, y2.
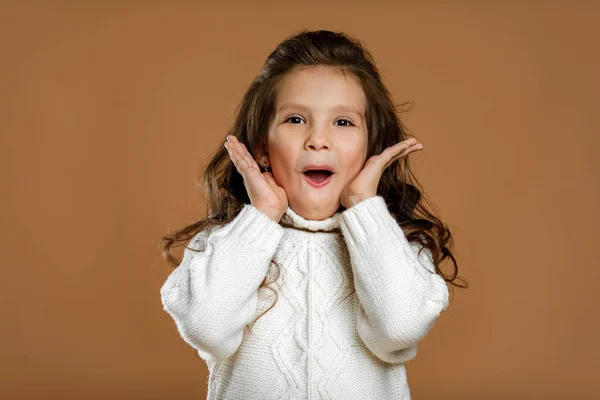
(339, 137, 423, 209)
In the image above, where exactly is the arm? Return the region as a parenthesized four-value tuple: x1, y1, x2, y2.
(160, 204, 284, 364)
(339, 195, 449, 364)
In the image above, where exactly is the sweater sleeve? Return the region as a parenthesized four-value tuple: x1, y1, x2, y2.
(339, 195, 449, 364)
(160, 204, 284, 364)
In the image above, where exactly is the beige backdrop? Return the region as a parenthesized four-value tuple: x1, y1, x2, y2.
(1, 1, 598, 399)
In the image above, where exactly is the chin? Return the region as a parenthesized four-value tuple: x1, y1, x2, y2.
(294, 200, 341, 221)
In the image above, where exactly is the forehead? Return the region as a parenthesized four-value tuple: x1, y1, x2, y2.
(275, 66, 366, 114)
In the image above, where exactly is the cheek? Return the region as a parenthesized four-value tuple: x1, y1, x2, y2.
(270, 146, 289, 165)
(349, 154, 366, 178)
(340, 143, 367, 178)
(268, 142, 296, 178)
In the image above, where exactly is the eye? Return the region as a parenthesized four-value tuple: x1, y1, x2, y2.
(283, 115, 356, 126)
(334, 118, 355, 127)
(284, 115, 305, 124)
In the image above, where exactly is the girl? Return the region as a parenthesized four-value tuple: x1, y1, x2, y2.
(160, 29, 466, 400)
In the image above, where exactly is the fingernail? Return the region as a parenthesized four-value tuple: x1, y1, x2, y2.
(226, 136, 231, 142)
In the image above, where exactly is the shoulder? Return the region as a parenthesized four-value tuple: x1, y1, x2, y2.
(185, 227, 219, 253)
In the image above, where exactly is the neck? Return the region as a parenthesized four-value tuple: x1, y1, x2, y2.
(280, 206, 342, 233)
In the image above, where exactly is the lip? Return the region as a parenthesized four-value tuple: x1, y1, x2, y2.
(301, 164, 335, 173)
(303, 172, 333, 188)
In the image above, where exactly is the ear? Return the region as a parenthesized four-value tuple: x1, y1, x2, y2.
(255, 144, 270, 167)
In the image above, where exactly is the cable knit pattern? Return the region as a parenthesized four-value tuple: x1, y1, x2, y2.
(160, 196, 449, 399)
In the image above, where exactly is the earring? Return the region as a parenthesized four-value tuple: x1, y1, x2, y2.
(263, 163, 271, 172)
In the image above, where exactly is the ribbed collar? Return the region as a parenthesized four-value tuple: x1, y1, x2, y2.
(280, 206, 342, 232)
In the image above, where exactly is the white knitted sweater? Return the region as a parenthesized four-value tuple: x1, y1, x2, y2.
(160, 195, 449, 399)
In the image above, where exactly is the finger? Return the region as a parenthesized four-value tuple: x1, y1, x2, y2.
(228, 139, 254, 171)
(404, 142, 423, 154)
(225, 141, 252, 176)
(224, 140, 243, 166)
(239, 142, 259, 171)
(231, 153, 259, 183)
(224, 143, 242, 174)
(395, 142, 422, 157)
(395, 137, 417, 149)
(379, 141, 413, 166)
(229, 137, 258, 171)
(383, 143, 422, 169)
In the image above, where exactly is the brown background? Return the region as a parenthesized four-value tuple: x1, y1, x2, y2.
(1, 1, 598, 399)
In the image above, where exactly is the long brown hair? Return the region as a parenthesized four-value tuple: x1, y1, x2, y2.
(160, 29, 468, 333)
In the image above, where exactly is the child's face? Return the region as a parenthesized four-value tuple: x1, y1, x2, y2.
(265, 66, 368, 220)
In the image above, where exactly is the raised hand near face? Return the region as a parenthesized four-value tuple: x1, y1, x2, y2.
(224, 135, 288, 223)
(339, 137, 423, 209)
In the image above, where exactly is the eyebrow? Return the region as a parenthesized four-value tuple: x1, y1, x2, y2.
(277, 102, 364, 117)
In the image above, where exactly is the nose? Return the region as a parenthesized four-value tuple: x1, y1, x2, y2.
(304, 126, 331, 151)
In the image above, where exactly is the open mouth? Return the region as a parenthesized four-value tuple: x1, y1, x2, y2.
(303, 170, 333, 183)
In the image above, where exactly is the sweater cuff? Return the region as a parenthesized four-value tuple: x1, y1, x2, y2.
(340, 195, 395, 244)
(217, 203, 284, 253)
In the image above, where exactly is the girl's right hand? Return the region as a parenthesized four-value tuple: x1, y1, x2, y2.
(224, 135, 288, 223)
